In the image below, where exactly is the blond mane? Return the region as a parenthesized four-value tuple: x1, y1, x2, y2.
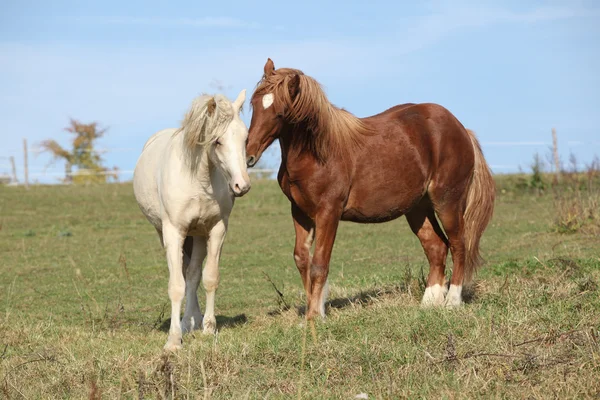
(252, 68, 373, 160)
(175, 94, 235, 167)
(181, 94, 234, 147)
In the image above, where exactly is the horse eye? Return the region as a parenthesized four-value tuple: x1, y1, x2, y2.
(215, 139, 222, 146)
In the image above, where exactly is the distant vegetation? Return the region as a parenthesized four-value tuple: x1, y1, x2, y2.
(495, 153, 600, 235)
(39, 119, 118, 184)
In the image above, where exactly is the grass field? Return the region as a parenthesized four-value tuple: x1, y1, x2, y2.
(1, 179, 599, 399)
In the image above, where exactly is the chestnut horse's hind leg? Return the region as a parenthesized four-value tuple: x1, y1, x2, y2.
(405, 202, 449, 307)
(292, 203, 315, 297)
(431, 192, 468, 308)
(305, 208, 341, 320)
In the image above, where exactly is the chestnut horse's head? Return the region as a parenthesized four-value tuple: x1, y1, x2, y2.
(246, 58, 302, 167)
(246, 58, 373, 167)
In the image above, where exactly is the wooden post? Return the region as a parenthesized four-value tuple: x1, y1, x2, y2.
(65, 162, 72, 184)
(9, 156, 18, 184)
(552, 128, 560, 184)
(23, 138, 29, 188)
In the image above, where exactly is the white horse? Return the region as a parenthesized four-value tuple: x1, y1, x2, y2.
(133, 90, 250, 351)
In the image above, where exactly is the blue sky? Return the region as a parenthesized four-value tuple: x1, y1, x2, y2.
(1, 0, 599, 183)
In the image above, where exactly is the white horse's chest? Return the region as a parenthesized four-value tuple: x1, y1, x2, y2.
(183, 192, 232, 236)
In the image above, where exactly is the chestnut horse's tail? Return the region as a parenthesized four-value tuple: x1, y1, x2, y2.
(463, 129, 496, 283)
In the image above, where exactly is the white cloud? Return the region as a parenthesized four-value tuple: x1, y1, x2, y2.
(422, 1, 600, 27)
(0, 39, 390, 156)
(378, 1, 600, 58)
(67, 16, 261, 29)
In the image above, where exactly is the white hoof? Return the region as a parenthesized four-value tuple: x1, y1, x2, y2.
(163, 335, 183, 352)
(202, 316, 216, 335)
(444, 284, 462, 308)
(181, 313, 203, 333)
(421, 283, 448, 307)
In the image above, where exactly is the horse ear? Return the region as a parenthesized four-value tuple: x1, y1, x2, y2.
(233, 89, 246, 113)
(264, 58, 275, 76)
(288, 74, 300, 98)
(206, 97, 216, 116)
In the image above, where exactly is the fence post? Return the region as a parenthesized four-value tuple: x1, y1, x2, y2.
(23, 138, 29, 188)
(65, 162, 72, 184)
(552, 128, 560, 184)
(9, 156, 18, 184)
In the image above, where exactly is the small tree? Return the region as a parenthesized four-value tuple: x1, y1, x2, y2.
(40, 119, 113, 184)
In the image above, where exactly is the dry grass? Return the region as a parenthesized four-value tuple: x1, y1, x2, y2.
(552, 188, 600, 234)
(0, 180, 599, 398)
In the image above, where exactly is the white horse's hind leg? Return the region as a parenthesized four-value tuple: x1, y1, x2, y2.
(202, 220, 227, 335)
(181, 236, 207, 333)
(162, 222, 186, 351)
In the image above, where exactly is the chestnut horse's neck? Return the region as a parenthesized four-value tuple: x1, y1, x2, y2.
(278, 120, 358, 169)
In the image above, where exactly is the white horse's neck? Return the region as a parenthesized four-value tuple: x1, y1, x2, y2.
(176, 134, 224, 192)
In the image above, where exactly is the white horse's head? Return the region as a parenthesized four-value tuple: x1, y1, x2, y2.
(182, 90, 251, 197)
(206, 90, 251, 197)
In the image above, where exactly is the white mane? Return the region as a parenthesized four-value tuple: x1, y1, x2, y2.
(177, 93, 235, 167)
(181, 94, 235, 146)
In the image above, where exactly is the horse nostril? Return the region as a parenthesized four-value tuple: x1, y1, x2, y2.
(246, 155, 256, 167)
(235, 183, 241, 192)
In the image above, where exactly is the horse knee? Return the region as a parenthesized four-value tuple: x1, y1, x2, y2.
(168, 280, 185, 302)
(294, 251, 309, 271)
(203, 270, 219, 292)
(310, 264, 329, 282)
(424, 242, 448, 263)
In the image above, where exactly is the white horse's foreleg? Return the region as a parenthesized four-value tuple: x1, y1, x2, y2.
(181, 236, 207, 333)
(202, 220, 227, 335)
(162, 222, 186, 351)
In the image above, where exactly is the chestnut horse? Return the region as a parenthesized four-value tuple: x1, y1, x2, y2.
(246, 59, 495, 320)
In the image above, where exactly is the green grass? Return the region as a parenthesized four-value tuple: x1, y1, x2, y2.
(0, 180, 599, 399)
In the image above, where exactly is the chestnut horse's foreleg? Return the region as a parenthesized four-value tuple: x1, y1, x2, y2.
(305, 208, 341, 320)
(406, 203, 449, 307)
(292, 203, 315, 296)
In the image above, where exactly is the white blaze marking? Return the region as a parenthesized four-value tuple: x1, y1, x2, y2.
(262, 93, 274, 109)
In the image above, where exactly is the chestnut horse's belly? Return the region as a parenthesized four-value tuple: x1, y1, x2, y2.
(341, 176, 427, 223)
(341, 206, 406, 223)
